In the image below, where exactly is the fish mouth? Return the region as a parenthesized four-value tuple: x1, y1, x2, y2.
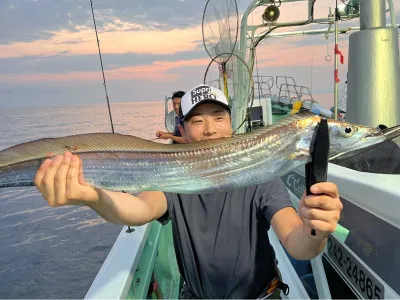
(381, 124, 400, 140)
(329, 126, 398, 162)
(366, 130, 385, 138)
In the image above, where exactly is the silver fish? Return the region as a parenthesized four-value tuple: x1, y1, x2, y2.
(0, 112, 387, 194)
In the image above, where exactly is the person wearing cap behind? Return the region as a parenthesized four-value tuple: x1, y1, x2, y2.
(34, 84, 343, 299)
(155, 90, 187, 144)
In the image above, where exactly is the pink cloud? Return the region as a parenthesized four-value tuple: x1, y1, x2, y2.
(0, 58, 210, 82)
(0, 1, 340, 59)
(0, 0, 361, 86)
(0, 20, 203, 58)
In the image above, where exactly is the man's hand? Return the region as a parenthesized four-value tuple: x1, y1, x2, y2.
(155, 130, 169, 138)
(34, 151, 98, 207)
(298, 182, 343, 238)
(158, 133, 173, 140)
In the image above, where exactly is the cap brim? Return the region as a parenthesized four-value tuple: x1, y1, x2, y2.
(181, 100, 231, 121)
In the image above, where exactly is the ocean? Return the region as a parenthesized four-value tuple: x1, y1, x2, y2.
(0, 102, 168, 299)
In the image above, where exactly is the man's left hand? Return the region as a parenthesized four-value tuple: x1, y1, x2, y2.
(159, 133, 173, 140)
(298, 182, 343, 238)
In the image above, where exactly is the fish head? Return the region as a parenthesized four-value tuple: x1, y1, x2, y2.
(327, 119, 386, 158)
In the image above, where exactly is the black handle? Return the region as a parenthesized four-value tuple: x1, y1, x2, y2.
(305, 119, 330, 236)
(305, 162, 317, 236)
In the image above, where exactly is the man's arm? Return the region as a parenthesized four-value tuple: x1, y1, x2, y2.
(159, 133, 187, 144)
(271, 182, 342, 260)
(88, 190, 167, 226)
(170, 135, 187, 144)
(156, 130, 170, 137)
(271, 207, 327, 260)
(34, 151, 168, 226)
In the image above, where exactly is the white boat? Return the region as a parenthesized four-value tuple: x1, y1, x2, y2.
(85, 0, 400, 299)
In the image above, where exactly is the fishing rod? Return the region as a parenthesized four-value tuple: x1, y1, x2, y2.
(90, 1, 137, 233)
(89, 0, 115, 133)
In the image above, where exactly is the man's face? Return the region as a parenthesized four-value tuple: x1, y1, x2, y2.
(178, 103, 233, 143)
(172, 97, 181, 115)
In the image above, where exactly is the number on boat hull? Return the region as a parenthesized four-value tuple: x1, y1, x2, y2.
(325, 235, 384, 299)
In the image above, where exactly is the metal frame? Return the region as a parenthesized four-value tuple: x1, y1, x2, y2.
(233, 0, 362, 132)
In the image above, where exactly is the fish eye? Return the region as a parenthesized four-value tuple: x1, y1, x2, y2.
(340, 125, 355, 137)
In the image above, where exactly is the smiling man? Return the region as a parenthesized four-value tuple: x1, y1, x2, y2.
(34, 84, 343, 299)
(177, 85, 233, 142)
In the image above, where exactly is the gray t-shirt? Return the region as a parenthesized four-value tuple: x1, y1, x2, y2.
(158, 178, 293, 299)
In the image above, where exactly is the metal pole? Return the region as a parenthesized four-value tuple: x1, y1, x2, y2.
(360, 0, 386, 30)
(346, 0, 399, 127)
(333, 0, 339, 120)
(90, 0, 115, 133)
(310, 52, 313, 95)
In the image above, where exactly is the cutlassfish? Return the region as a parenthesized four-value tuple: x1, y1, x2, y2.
(0, 112, 388, 194)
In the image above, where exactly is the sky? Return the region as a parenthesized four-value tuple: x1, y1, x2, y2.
(1, 0, 400, 109)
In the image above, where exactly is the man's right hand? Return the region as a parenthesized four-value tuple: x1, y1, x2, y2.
(155, 130, 168, 137)
(34, 151, 98, 207)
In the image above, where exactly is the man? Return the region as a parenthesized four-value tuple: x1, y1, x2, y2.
(34, 84, 343, 299)
(156, 90, 187, 144)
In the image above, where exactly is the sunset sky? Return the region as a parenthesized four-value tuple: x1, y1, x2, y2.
(1, 0, 399, 108)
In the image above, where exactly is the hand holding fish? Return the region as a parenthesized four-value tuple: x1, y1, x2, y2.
(158, 133, 173, 140)
(0, 112, 389, 193)
(34, 151, 98, 207)
(298, 182, 343, 238)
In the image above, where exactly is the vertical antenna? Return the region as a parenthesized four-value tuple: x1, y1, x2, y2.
(310, 52, 313, 95)
(89, 0, 115, 133)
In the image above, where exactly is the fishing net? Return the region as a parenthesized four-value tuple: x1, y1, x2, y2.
(202, 0, 239, 99)
(204, 52, 252, 101)
(203, 52, 254, 132)
(202, 0, 238, 64)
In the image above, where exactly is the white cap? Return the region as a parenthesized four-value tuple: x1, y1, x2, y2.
(180, 84, 230, 121)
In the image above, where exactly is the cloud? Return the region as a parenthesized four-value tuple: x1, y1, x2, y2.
(0, 20, 205, 59)
(0, 0, 206, 44)
(0, 0, 359, 61)
(0, 57, 210, 82)
(2, 0, 399, 110)
(0, 49, 206, 74)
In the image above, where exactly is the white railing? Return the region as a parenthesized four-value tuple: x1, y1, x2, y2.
(85, 224, 150, 299)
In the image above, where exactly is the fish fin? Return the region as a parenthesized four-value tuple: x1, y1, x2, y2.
(0, 133, 173, 167)
(0, 132, 253, 167)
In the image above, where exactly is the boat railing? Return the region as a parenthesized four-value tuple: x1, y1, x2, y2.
(253, 75, 274, 98)
(252, 75, 315, 105)
(276, 76, 297, 91)
(278, 83, 314, 103)
(84, 224, 150, 299)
